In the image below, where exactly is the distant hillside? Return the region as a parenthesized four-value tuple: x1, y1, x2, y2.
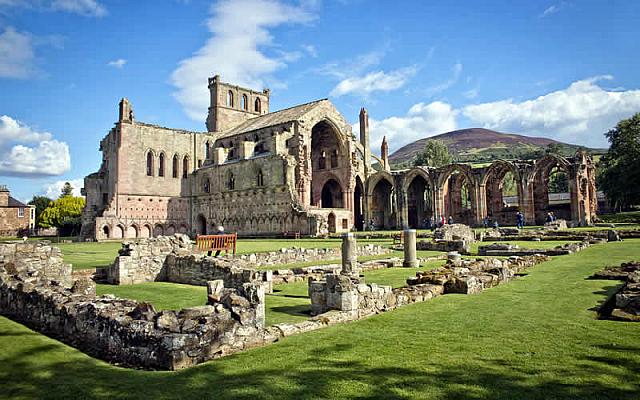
(388, 128, 606, 166)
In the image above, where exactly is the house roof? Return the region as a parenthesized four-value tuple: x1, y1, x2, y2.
(7, 196, 27, 208)
(217, 98, 328, 139)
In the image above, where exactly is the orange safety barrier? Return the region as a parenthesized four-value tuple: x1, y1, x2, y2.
(196, 233, 237, 256)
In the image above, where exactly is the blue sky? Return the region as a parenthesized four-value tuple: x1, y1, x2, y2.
(1, 0, 639, 201)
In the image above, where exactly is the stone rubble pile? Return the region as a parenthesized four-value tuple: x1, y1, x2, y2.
(593, 261, 640, 322)
(478, 241, 591, 256)
(0, 240, 73, 287)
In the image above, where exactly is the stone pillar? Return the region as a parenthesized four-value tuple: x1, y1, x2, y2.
(403, 229, 418, 268)
(341, 232, 358, 276)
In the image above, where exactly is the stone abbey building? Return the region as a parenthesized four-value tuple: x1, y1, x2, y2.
(81, 76, 597, 240)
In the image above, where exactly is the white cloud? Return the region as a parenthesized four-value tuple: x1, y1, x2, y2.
(0, 115, 71, 177)
(540, 2, 570, 18)
(0, 0, 107, 16)
(171, 0, 315, 121)
(330, 66, 417, 98)
(42, 178, 84, 198)
(302, 44, 317, 58)
(107, 58, 127, 68)
(359, 101, 458, 154)
(0, 27, 35, 79)
(462, 76, 640, 147)
(316, 50, 385, 80)
(463, 88, 479, 99)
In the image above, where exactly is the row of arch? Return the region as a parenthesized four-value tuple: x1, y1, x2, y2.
(367, 154, 595, 228)
(146, 151, 190, 179)
(100, 222, 189, 240)
(195, 213, 309, 235)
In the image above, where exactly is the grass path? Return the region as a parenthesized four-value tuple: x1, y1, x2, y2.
(2, 241, 639, 399)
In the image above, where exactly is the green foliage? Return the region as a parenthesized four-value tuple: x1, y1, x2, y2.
(414, 139, 453, 167)
(548, 168, 568, 193)
(27, 196, 52, 228)
(60, 182, 74, 198)
(545, 143, 563, 155)
(37, 196, 85, 235)
(597, 112, 640, 210)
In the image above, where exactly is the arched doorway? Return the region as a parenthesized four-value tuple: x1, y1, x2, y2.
(126, 225, 138, 238)
(442, 168, 476, 225)
(321, 179, 343, 208)
(371, 178, 394, 229)
(140, 225, 151, 238)
(196, 214, 207, 235)
(113, 225, 124, 239)
(406, 174, 433, 228)
(153, 224, 164, 237)
(327, 213, 337, 233)
(101, 225, 110, 239)
(354, 176, 364, 230)
(310, 120, 346, 207)
(532, 156, 574, 224)
(483, 162, 521, 226)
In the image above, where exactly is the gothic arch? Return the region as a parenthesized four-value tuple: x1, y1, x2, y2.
(126, 224, 139, 239)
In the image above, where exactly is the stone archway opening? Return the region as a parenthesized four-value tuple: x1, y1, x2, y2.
(310, 120, 346, 207)
(371, 178, 393, 229)
(533, 158, 574, 225)
(327, 213, 337, 233)
(321, 179, 343, 208)
(354, 176, 364, 230)
(407, 174, 433, 229)
(101, 225, 110, 239)
(443, 171, 475, 225)
(484, 163, 520, 226)
(196, 214, 207, 235)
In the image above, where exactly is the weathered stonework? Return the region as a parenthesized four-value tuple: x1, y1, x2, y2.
(593, 261, 640, 322)
(478, 241, 591, 256)
(0, 240, 72, 287)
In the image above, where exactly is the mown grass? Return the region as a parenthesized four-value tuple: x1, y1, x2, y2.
(1, 240, 640, 399)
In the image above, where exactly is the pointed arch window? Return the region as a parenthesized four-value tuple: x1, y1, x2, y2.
(227, 90, 234, 107)
(204, 178, 211, 193)
(254, 97, 261, 113)
(242, 94, 248, 110)
(158, 153, 165, 177)
(330, 149, 338, 168)
(146, 151, 154, 176)
(205, 142, 210, 159)
(227, 173, 235, 190)
(182, 156, 189, 178)
(172, 154, 179, 178)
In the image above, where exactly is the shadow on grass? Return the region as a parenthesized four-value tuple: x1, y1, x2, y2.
(2, 339, 639, 400)
(268, 305, 311, 318)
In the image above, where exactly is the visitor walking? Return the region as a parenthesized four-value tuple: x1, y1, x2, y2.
(516, 211, 525, 230)
(483, 216, 489, 229)
(439, 216, 445, 228)
(448, 216, 454, 225)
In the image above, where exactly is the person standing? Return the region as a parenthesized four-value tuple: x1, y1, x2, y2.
(448, 216, 454, 225)
(516, 211, 525, 230)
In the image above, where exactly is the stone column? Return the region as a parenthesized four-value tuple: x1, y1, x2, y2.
(341, 232, 358, 276)
(403, 229, 418, 268)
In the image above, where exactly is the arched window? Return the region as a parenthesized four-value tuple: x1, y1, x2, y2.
(255, 141, 266, 155)
(242, 94, 248, 110)
(227, 90, 234, 107)
(330, 149, 338, 168)
(227, 173, 235, 190)
(182, 156, 189, 178)
(257, 169, 264, 186)
(146, 151, 154, 176)
(158, 153, 165, 177)
(172, 155, 179, 178)
(204, 178, 210, 193)
(254, 97, 261, 113)
(228, 142, 236, 160)
(318, 151, 326, 170)
(205, 142, 210, 159)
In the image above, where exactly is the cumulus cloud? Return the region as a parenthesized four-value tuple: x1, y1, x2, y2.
(0, 27, 35, 79)
(358, 101, 458, 154)
(330, 66, 418, 98)
(0, 115, 71, 177)
(462, 76, 640, 147)
(171, 0, 315, 121)
(107, 58, 127, 68)
(42, 178, 84, 198)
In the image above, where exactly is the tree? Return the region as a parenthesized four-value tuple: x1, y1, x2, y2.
(545, 143, 564, 155)
(60, 182, 74, 198)
(27, 196, 53, 228)
(38, 196, 85, 235)
(597, 113, 640, 210)
(414, 140, 453, 167)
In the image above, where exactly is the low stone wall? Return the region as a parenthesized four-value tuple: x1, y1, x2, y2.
(407, 255, 550, 294)
(0, 241, 277, 370)
(592, 261, 640, 322)
(434, 224, 475, 242)
(484, 228, 640, 242)
(478, 241, 591, 256)
(0, 240, 72, 287)
(236, 244, 389, 267)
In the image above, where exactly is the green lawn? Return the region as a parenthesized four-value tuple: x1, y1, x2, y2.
(57, 241, 122, 270)
(1, 240, 640, 398)
(96, 282, 207, 311)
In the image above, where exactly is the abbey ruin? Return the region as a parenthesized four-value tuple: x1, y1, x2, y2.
(81, 76, 598, 240)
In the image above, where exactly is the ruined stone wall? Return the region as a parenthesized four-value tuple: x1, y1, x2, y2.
(237, 243, 389, 267)
(0, 241, 72, 287)
(0, 240, 271, 371)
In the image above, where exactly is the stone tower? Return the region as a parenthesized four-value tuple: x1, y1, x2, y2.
(206, 75, 270, 132)
(381, 136, 390, 172)
(359, 108, 371, 173)
(118, 98, 134, 123)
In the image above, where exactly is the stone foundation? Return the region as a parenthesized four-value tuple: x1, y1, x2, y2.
(417, 239, 471, 254)
(434, 224, 475, 242)
(0, 241, 72, 287)
(478, 241, 591, 256)
(593, 261, 640, 322)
